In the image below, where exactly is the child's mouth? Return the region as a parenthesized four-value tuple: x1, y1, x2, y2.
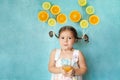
(64, 44, 68, 46)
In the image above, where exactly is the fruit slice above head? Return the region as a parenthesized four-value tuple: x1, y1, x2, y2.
(48, 18, 56, 26)
(86, 6, 94, 15)
(57, 13, 67, 24)
(69, 10, 81, 22)
(42, 2, 51, 10)
(80, 20, 89, 28)
(50, 5, 61, 15)
(78, 0, 87, 7)
(38, 11, 49, 22)
(89, 15, 100, 25)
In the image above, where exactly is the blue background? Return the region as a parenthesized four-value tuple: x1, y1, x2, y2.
(0, 0, 120, 80)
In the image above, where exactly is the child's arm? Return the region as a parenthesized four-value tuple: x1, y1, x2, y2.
(73, 50, 87, 76)
(48, 49, 62, 74)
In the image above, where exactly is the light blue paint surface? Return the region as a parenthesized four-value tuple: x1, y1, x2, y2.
(0, 0, 120, 80)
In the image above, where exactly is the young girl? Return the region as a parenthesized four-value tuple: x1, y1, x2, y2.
(48, 26, 87, 80)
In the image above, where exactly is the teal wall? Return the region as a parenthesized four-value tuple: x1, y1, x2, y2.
(0, 0, 120, 80)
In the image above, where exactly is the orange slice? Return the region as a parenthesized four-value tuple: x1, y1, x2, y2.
(86, 6, 94, 15)
(80, 20, 89, 28)
(57, 13, 67, 24)
(62, 65, 73, 72)
(89, 15, 100, 25)
(42, 2, 51, 10)
(78, 0, 87, 7)
(48, 18, 56, 26)
(69, 10, 81, 22)
(50, 5, 61, 15)
(38, 11, 49, 22)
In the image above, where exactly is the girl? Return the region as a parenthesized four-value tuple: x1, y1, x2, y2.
(48, 26, 87, 80)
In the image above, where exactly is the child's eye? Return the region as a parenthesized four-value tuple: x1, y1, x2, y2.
(68, 37, 72, 39)
(61, 37, 64, 39)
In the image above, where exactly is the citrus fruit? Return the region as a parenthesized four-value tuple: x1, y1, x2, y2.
(50, 5, 61, 15)
(69, 10, 81, 22)
(42, 2, 51, 10)
(48, 18, 56, 26)
(38, 11, 49, 22)
(80, 20, 89, 28)
(62, 65, 73, 72)
(89, 15, 100, 25)
(86, 6, 94, 15)
(57, 13, 67, 24)
(78, 0, 87, 7)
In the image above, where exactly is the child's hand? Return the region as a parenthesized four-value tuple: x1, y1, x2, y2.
(60, 67, 66, 75)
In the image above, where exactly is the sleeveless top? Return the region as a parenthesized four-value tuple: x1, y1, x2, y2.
(51, 49, 82, 80)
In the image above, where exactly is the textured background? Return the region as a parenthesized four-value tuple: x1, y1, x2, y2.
(0, 0, 120, 80)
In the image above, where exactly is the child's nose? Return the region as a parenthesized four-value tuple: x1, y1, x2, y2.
(65, 38, 68, 42)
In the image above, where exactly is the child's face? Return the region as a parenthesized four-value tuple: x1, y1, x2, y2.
(59, 30, 76, 50)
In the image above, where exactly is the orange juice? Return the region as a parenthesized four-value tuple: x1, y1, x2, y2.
(62, 65, 73, 72)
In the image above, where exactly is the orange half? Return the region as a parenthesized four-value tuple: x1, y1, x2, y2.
(57, 13, 67, 24)
(89, 15, 100, 25)
(38, 11, 49, 22)
(70, 10, 81, 22)
(50, 5, 61, 15)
